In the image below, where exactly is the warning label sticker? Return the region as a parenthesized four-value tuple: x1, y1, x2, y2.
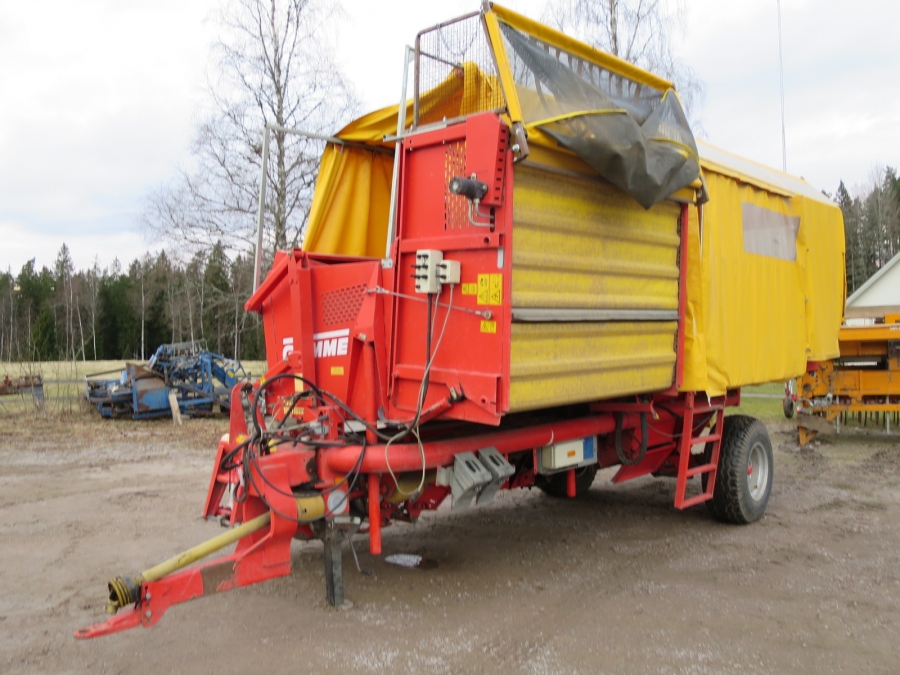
(489, 273, 502, 306)
(480, 320, 497, 334)
(461, 283, 477, 295)
(476, 274, 503, 306)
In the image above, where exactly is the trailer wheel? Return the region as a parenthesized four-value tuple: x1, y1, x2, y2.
(537, 465, 597, 498)
(782, 397, 794, 419)
(706, 415, 773, 524)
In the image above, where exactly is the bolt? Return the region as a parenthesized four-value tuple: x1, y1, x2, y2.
(145, 592, 152, 600)
(145, 610, 152, 618)
(512, 143, 521, 153)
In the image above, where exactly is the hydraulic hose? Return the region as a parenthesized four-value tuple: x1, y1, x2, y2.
(614, 412, 648, 466)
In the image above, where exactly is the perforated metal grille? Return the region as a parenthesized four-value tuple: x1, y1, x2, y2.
(444, 141, 469, 229)
(414, 12, 505, 128)
(321, 284, 367, 326)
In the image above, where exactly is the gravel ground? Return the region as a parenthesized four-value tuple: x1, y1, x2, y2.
(0, 415, 898, 674)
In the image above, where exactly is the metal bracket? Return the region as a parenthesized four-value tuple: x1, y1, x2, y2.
(511, 122, 530, 162)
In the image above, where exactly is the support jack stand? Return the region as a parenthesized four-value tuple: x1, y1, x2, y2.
(324, 516, 363, 609)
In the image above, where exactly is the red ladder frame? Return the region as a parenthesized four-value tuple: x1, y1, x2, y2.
(674, 391, 725, 509)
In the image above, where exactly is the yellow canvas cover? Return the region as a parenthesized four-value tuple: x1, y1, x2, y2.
(681, 142, 845, 395)
(301, 106, 396, 257)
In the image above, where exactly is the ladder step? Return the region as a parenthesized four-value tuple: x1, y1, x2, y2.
(675, 491, 714, 509)
(688, 433, 721, 446)
(686, 462, 717, 478)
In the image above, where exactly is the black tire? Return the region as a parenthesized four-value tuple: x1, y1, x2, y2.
(537, 465, 598, 498)
(782, 397, 795, 419)
(706, 415, 773, 524)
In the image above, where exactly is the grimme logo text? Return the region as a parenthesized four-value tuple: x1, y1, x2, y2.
(313, 329, 350, 358)
(281, 329, 350, 360)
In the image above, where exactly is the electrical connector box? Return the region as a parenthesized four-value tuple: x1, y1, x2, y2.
(414, 249, 443, 294)
(437, 259, 460, 285)
(579, 436, 597, 467)
(540, 438, 585, 472)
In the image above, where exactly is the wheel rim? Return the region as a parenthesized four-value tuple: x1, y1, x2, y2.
(747, 441, 769, 502)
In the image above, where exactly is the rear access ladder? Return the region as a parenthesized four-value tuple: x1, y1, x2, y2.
(674, 391, 725, 509)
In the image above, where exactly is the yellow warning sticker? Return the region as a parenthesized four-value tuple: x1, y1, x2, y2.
(477, 274, 503, 306)
(477, 274, 490, 305)
(489, 273, 502, 306)
(280, 403, 303, 422)
(461, 283, 477, 295)
(480, 320, 497, 334)
(331, 366, 345, 376)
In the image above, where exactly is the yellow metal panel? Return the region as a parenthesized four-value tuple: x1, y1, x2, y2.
(508, 322, 677, 412)
(511, 164, 681, 310)
(840, 323, 900, 343)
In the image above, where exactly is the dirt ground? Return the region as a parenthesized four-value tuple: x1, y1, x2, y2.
(1, 412, 899, 675)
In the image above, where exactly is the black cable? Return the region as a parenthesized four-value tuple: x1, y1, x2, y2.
(253, 372, 396, 442)
(614, 411, 648, 466)
(275, 391, 313, 429)
(219, 437, 252, 472)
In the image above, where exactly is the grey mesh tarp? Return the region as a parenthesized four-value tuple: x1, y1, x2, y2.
(500, 23, 699, 209)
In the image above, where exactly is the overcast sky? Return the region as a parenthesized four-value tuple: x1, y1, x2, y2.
(1, 0, 897, 273)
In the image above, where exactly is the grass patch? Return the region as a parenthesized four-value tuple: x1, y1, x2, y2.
(727, 382, 788, 422)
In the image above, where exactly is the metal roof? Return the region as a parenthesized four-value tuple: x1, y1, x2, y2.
(698, 140, 832, 204)
(846, 249, 900, 307)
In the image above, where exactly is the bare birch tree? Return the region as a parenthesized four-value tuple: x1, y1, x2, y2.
(544, 0, 705, 125)
(143, 0, 358, 258)
(82, 260, 102, 361)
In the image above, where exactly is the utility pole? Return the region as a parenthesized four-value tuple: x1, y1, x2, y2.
(777, 0, 787, 172)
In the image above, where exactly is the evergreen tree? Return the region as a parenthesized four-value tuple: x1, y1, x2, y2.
(98, 262, 139, 359)
(30, 304, 58, 361)
(203, 243, 232, 355)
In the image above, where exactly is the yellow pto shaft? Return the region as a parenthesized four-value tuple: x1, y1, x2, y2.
(106, 495, 324, 614)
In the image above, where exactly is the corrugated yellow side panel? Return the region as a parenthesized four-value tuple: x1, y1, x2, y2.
(511, 164, 681, 309)
(508, 322, 677, 412)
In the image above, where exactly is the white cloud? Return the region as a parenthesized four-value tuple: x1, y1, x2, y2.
(685, 0, 900, 192)
(0, 218, 158, 274)
(0, 0, 214, 269)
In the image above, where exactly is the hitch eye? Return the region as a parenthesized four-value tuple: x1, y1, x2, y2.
(449, 176, 488, 202)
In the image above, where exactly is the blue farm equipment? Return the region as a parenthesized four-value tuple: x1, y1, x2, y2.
(85, 341, 247, 420)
